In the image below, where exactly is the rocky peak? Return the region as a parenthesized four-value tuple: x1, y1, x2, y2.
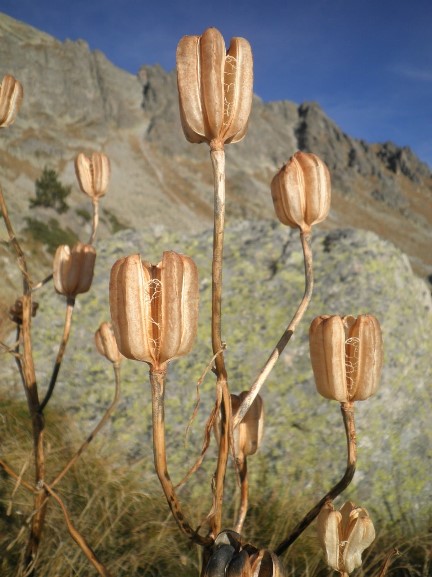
(0, 12, 431, 284)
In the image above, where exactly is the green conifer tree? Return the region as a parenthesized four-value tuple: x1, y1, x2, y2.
(30, 167, 71, 214)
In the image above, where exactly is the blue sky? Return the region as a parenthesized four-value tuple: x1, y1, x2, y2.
(2, 0, 432, 167)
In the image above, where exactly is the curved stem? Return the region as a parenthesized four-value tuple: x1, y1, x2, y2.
(234, 231, 313, 428)
(39, 296, 75, 412)
(89, 199, 99, 245)
(234, 457, 248, 534)
(275, 401, 356, 556)
(13, 324, 25, 387)
(210, 146, 227, 378)
(208, 147, 230, 538)
(209, 381, 231, 538)
(150, 367, 212, 546)
(50, 362, 121, 489)
(32, 273, 53, 292)
(43, 482, 113, 577)
(1, 186, 46, 576)
(376, 548, 400, 577)
(0, 186, 32, 288)
(0, 459, 34, 492)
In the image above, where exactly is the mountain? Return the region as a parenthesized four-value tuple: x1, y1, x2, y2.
(0, 11, 431, 289)
(0, 12, 431, 552)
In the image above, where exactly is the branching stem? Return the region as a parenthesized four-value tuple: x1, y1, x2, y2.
(234, 457, 248, 534)
(208, 146, 231, 539)
(0, 459, 34, 492)
(43, 482, 113, 577)
(275, 401, 357, 555)
(150, 367, 212, 546)
(1, 186, 47, 577)
(50, 362, 121, 488)
(89, 199, 99, 245)
(234, 231, 313, 428)
(39, 296, 75, 412)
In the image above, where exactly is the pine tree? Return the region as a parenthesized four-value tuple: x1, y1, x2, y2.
(30, 167, 71, 214)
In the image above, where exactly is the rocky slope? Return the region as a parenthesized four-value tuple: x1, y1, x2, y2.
(0, 11, 431, 288)
(1, 222, 431, 523)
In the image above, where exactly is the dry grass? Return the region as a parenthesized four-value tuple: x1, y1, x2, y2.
(1, 400, 431, 577)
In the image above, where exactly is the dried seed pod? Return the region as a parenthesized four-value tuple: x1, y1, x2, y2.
(53, 242, 96, 297)
(204, 545, 236, 577)
(9, 297, 39, 325)
(75, 152, 110, 199)
(226, 550, 252, 577)
(271, 152, 331, 233)
(309, 315, 383, 402)
(250, 549, 285, 577)
(317, 501, 375, 574)
(177, 27, 253, 148)
(95, 322, 122, 364)
(109, 251, 199, 369)
(235, 392, 264, 458)
(0, 75, 23, 128)
(214, 393, 264, 460)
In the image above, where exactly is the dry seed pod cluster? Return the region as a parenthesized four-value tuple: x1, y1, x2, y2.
(75, 152, 111, 200)
(177, 27, 253, 148)
(317, 501, 375, 574)
(204, 531, 285, 577)
(53, 242, 96, 297)
(0, 74, 23, 128)
(109, 251, 199, 369)
(271, 151, 331, 233)
(309, 315, 383, 402)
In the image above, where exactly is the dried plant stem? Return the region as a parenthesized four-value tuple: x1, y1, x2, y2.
(234, 458, 248, 534)
(0, 459, 34, 492)
(42, 482, 113, 577)
(0, 186, 32, 287)
(22, 317, 46, 576)
(209, 146, 231, 539)
(50, 362, 121, 488)
(234, 231, 313, 428)
(210, 382, 231, 539)
(89, 198, 99, 245)
(376, 548, 400, 577)
(14, 325, 25, 385)
(150, 367, 212, 546)
(275, 401, 357, 556)
(31, 273, 53, 292)
(39, 296, 75, 412)
(0, 186, 46, 576)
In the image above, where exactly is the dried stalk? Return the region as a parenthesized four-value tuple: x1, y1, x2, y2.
(39, 296, 75, 412)
(0, 186, 32, 287)
(43, 482, 113, 577)
(13, 324, 25, 384)
(150, 367, 212, 546)
(234, 231, 313, 428)
(208, 146, 231, 539)
(50, 362, 121, 488)
(0, 459, 34, 492)
(89, 198, 99, 245)
(275, 401, 357, 556)
(376, 548, 400, 577)
(0, 186, 47, 576)
(234, 458, 248, 534)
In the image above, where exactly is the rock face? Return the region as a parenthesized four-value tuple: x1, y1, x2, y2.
(0, 12, 431, 286)
(2, 221, 431, 523)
